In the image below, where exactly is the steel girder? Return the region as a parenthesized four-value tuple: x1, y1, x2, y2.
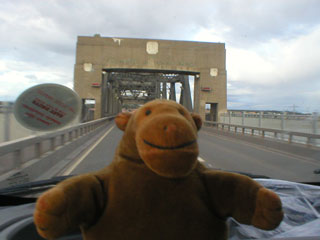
(102, 71, 193, 114)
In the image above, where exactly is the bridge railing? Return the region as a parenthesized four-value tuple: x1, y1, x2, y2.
(204, 121, 320, 147)
(219, 112, 319, 135)
(0, 116, 116, 178)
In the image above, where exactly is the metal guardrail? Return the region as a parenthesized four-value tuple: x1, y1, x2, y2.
(221, 112, 318, 120)
(0, 116, 116, 175)
(204, 121, 320, 147)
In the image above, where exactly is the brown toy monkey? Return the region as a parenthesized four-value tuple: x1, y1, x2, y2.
(34, 99, 283, 240)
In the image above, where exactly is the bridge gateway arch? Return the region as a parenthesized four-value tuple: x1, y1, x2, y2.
(74, 35, 227, 121)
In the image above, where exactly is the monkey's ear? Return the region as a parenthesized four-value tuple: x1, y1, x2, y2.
(191, 113, 202, 131)
(115, 112, 132, 131)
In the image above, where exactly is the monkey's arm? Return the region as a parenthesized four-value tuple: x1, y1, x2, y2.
(34, 173, 107, 239)
(203, 170, 283, 230)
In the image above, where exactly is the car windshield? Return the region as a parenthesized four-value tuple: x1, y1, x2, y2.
(0, 0, 319, 192)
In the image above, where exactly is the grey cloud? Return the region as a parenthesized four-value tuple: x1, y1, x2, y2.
(25, 74, 37, 80)
(1, 0, 320, 111)
(228, 74, 320, 112)
(207, 0, 320, 47)
(2, 0, 320, 58)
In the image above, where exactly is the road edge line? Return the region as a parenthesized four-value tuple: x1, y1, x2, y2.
(61, 125, 115, 175)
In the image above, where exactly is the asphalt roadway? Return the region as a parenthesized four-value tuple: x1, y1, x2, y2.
(61, 123, 320, 183)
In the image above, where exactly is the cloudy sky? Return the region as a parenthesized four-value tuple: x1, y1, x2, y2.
(1, 0, 320, 112)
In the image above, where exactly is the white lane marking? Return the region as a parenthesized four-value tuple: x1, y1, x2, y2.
(62, 125, 115, 175)
(198, 157, 205, 163)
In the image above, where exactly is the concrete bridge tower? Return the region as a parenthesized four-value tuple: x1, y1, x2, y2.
(74, 35, 227, 121)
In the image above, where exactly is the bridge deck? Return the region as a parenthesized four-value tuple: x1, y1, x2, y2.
(61, 123, 320, 183)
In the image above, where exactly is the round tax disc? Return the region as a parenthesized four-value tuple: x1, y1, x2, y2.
(14, 83, 81, 131)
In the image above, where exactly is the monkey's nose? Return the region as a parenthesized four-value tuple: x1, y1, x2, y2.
(163, 123, 177, 133)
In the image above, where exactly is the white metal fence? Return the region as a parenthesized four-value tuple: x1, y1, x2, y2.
(0, 102, 80, 143)
(219, 112, 320, 146)
(204, 121, 320, 147)
(221, 112, 319, 134)
(0, 116, 115, 188)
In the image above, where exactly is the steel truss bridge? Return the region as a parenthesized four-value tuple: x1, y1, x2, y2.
(101, 70, 193, 116)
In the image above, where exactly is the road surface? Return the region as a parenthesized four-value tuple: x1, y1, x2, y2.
(62, 124, 320, 183)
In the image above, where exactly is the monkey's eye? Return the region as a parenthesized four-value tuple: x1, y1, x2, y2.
(178, 109, 184, 115)
(145, 109, 152, 116)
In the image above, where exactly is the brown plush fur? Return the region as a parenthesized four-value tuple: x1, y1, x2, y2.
(34, 99, 283, 240)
